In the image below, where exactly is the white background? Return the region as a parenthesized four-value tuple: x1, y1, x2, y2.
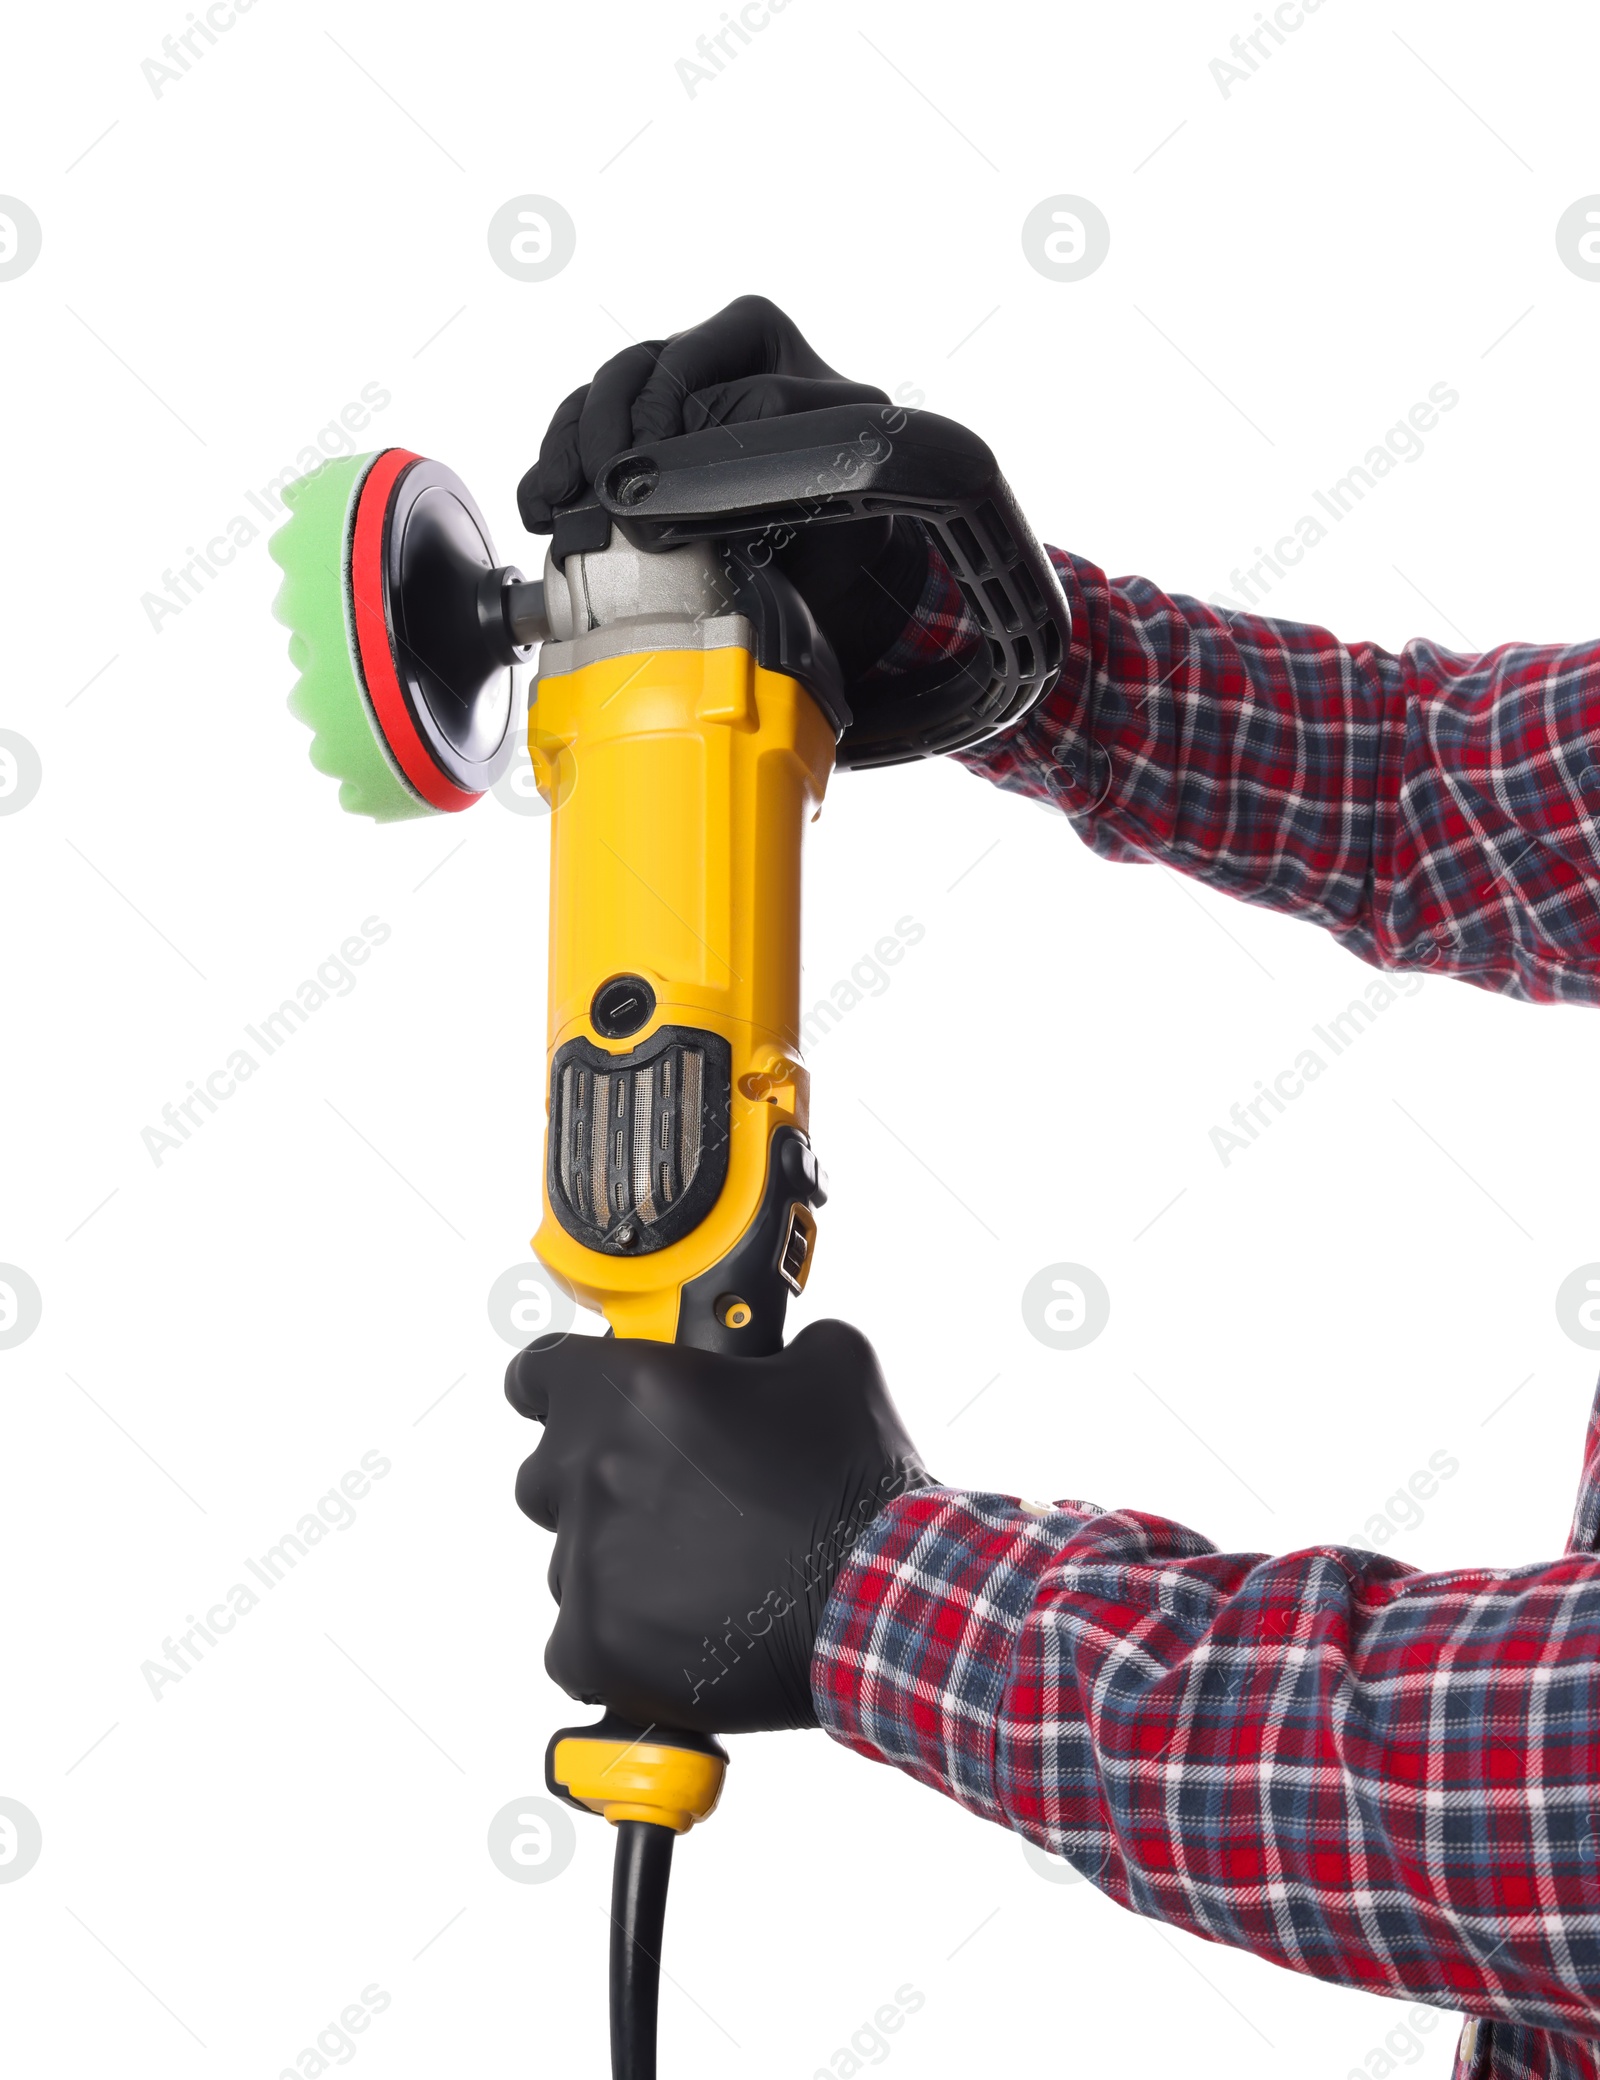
(4, 1, 1599, 2074)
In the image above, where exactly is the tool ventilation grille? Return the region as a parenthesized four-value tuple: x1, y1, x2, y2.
(546, 1026, 731, 1256)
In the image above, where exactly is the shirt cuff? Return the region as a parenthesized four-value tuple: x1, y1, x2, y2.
(951, 547, 1160, 862)
(810, 1487, 1097, 1825)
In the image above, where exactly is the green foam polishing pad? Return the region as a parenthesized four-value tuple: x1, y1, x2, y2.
(270, 451, 433, 822)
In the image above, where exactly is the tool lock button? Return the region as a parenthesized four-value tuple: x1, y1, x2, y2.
(591, 974, 656, 1039)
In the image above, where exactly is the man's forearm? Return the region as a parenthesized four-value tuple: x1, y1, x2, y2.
(812, 1485, 1600, 2034)
(873, 544, 1600, 1002)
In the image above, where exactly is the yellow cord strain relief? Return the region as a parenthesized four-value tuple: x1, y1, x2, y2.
(550, 1735, 727, 1835)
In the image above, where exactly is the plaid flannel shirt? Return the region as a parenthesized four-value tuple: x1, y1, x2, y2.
(815, 549, 1600, 2076)
(883, 545, 1600, 1002)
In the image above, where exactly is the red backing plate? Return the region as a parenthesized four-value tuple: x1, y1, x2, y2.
(349, 449, 482, 814)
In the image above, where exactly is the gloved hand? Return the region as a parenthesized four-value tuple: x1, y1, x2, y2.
(505, 1319, 933, 1734)
(517, 294, 937, 687)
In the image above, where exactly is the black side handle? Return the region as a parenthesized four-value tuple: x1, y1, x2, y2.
(592, 405, 1071, 771)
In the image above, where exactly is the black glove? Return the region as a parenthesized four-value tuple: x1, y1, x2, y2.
(517, 294, 936, 688)
(505, 1320, 933, 1734)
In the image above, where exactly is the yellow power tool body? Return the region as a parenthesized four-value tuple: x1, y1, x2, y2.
(530, 607, 834, 1351)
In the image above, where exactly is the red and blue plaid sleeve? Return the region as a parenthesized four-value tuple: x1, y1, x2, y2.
(811, 1486, 1600, 2078)
(868, 545, 1600, 1003)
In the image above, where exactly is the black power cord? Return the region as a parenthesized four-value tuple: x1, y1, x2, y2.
(609, 1821, 675, 2079)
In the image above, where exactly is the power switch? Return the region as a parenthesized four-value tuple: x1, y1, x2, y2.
(777, 1203, 817, 1295)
